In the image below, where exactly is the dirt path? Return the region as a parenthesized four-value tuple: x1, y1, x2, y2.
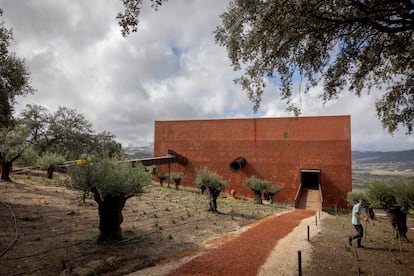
(160, 209, 315, 275)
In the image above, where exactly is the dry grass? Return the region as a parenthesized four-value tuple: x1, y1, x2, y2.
(1, 172, 413, 275)
(0, 172, 288, 275)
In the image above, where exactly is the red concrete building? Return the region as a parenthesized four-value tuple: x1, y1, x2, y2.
(154, 115, 352, 209)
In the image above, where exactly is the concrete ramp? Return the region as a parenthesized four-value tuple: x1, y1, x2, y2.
(296, 188, 322, 210)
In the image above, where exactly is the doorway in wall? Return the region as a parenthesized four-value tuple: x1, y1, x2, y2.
(300, 169, 320, 189)
(295, 169, 322, 210)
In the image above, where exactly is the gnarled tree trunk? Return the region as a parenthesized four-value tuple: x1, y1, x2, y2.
(0, 152, 20, 182)
(174, 179, 181, 190)
(253, 190, 262, 204)
(268, 193, 275, 204)
(91, 188, 127, 241)
(0, 161, 13, 182)
(207, 188, 221, 213)
(386, 209, 408, 240)
(46, 166, 55, 179)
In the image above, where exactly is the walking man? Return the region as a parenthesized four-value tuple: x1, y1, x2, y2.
(349, 198, 368, 248)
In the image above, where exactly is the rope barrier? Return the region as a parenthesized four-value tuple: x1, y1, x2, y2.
(0, 200, 18, 257)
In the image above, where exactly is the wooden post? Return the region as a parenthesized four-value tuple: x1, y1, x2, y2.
(168, 163, 171, 188)
(364, 219, 367, 249)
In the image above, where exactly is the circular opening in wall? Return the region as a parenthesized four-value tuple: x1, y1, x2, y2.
(230, 161, 241, 172)
(229, 157, 246, 172)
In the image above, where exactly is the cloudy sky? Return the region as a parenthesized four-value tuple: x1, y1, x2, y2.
(1, 0, 413, 151)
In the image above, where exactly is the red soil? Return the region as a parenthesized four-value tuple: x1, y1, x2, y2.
(168, 209, 315, 276)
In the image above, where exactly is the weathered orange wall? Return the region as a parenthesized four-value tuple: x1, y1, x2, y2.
(154, 116, 352, 208)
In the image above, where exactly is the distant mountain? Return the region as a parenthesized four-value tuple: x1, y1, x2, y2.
(352, 149, 414, 163)
(124, 146, 154, 159)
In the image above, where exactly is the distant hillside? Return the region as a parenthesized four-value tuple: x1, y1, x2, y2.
(352, 149, 414, 163)
(124, 146, 153, 159)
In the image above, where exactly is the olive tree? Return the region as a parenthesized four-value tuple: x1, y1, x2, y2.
(68, 160, 152, 241)
(39, 152, 66, 179)
(170, 172, 184, 190)
(157, 172, 167, 187)
(195, 167, 227, 213)
(264, 184, 282, 204)
(348, 177, 414, 240)
(366, 177, 414, 240)
(244, 176, 269, 204)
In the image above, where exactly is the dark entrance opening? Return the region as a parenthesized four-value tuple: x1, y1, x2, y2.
(300, 169, 320, 190)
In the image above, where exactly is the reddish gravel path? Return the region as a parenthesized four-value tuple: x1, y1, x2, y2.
(167, 209, 315, 276)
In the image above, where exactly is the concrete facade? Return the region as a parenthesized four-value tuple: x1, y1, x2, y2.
(154, 116, 352, 208)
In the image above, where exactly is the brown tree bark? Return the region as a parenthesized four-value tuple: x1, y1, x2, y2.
(268, 193, 275, 204)
(0, 161, 13, 182)
(46, 166, 55, 179)
(0, 152, 20, 182)
(386, 209, 408, 240)
(208, 188, 220, 213)
(91, 188, 128, 241)
(174, 179, 181, 190)
(253, 190, 263, 204)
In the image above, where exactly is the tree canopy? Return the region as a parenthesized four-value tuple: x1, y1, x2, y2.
(365, 177, 414, 213)
(117, 0, 413, 134)
(195, 167, 227, 192)
(68, 159, 152, 240)
(18, 105, 123, 160)
(69, 160, 151, 200)
(214, 0, 414, 134)
(347, 177, 414, 238)
(117, 0, 167, 37)
(244, 176, 268, 204)
(0, 9, 34, 127)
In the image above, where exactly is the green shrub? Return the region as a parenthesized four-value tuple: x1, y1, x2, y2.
(170, 172, 184, 189)
(68, 159, 152, 241)
(346, 189, 368, 205)
(265, 184, 282, 195)
(158, 172, 167, 186)
(39, 152, 66, 179)
(195, 167, 227, 212)
(264, 184, 282, 203)
(244, 176, 268, 192)
(195, 167, 227, 191)
(244, 176, 269, 204)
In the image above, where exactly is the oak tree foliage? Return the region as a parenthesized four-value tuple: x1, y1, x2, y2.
(214, 0, 414, 134)
(18, 105, 123, 160)
(117, 0, 167, 37)
(116, 0, 414, 134)
(0, 9, 34, 127)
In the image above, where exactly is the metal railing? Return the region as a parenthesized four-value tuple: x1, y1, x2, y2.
(294, 183, 303, 208)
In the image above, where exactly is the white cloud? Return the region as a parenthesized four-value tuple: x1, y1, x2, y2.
(1, 0, 412, 151)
